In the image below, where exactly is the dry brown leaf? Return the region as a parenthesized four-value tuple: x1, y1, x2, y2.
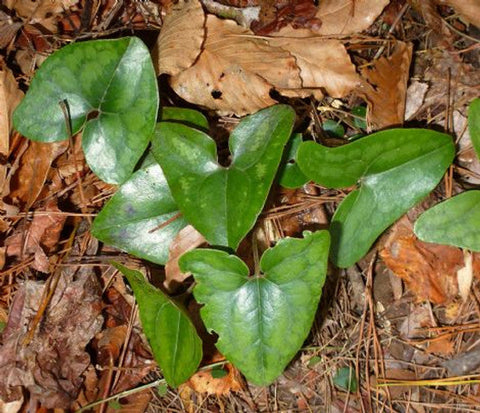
(0, 60, 23, 196)
(380, 216, 462, 304)
(8, 140, 68, 209)
(154, 0, 205, 76)
(426, 336, 455, 355)
(165, 225, 206, 292)
(5, 200, 66, 272)
(438, 0, 480, 27)
(171, 15, 301, 115)
(5, 0, 79, 32)
(358, 42, 412, 129)
(270, 26, 360, 99)
(314, 0, 390, 35)
(0, 267, 103, 408)
(183, 352, 244, 396)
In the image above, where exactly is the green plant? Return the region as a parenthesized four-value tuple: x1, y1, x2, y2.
(13, 36, 459, 388)
(413, 98, 480, 250)
(13, 37, 158, 184)
(296, 129, 455, 267)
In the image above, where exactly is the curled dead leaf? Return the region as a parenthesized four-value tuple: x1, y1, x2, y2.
(170, 15, 301, 115)
(153, 0, 205, 76)
(358, 42, 412, 129)
(314, 0, 390, 35)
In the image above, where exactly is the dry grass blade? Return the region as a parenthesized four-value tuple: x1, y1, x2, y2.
(437, 0, 480, 28)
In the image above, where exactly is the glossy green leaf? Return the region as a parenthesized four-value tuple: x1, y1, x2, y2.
(414, 191, 480, 251)
(13, 37, 159, 184)
(333, 367, 357, 392)
(279, 133, 309, 189)
(179, 230, 330, 385)
(469, 98, 480, 159)
(297, 129, 455, 268)
(152, 105, 295, 249)
(113, 263, 202, 387)
(161, 107, 209, 130)
(92, 159, 187, 265)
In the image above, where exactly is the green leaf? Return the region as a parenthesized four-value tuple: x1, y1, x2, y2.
(161, 107, 209, 130)
(333, 367, 357, 392)
(351, 106, 367, 130)
(179, 230, 330, 385)
(297, 129, 455, 268)
(157, 382, 169, 397)
(92, 160, 187, 265)
(152, 105, 295, 249)
(469, 98, 480, 160)
(211, 368, 228, 379)
(13, 37, 159, 184)
(322, 120, 345, 138)
(307, 356, 322, 367)
(279, 133, 309, 189)
(414, 191, 480, 251)
(113, 263, 202, 387)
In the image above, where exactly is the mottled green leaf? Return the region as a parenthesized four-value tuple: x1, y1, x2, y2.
(279, 133, 309, 189)
(351, 105, 367, 130)
(152, 105, 295, 249)
(414, 191, 480, 251)
(469, 98, 480, 160)
(92, 160, 187, 264)
(13, 37, 159, 184)
(113, 263, 202, 387)
(92, 109, 209, 264)
(297, 129, 455, 268)
(179, 230, 330, 385)
(333, 367, 357, 392)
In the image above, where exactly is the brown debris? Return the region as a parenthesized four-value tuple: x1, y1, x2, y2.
(0, 266, 103, 408)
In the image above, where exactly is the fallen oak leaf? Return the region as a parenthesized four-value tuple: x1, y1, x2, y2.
(153, 0, 205, 76)
(170, 15, 301, 116)
(270, 26, 360, 99)
(314, 0, 390, 35)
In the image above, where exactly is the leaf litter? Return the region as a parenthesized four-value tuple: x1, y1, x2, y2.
(2, 0, 480, 412)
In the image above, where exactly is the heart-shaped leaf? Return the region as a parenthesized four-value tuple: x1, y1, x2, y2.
(92, 108, 208, 264)
(152, 105, 295, 249)
(414, 191, 480, 251)
(297, 129, 455, 268)
(278, 133, 309, 189)
(92, 158, 188, 265)
(179, 230, 330, 385)
(469, 98, 480, 159)
(13, 37, 159, 184)
(113, 263, 202, 387)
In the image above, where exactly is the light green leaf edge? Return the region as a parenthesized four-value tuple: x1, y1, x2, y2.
(179, 230, 330, 385)
(13, 37, 159, 184)
(469, 98, 480, 160)
(279, 133, 309, 189)
(297, 129, 455, 267)
(414, 190, 480, 251)
(112, 262, 202, 387)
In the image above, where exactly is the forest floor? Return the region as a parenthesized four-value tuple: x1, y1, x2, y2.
(1, 0, 480, 412)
